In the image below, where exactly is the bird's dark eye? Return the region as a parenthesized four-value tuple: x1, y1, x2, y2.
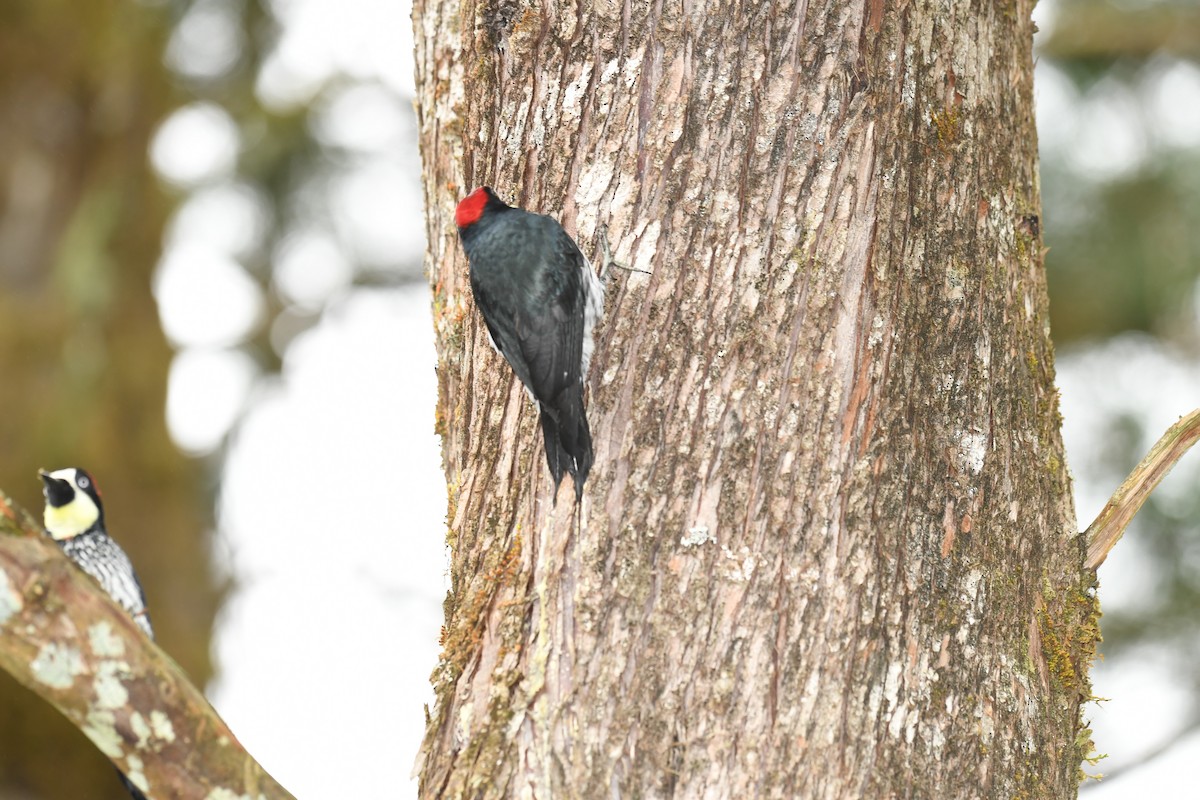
(77, 475, 90, 489)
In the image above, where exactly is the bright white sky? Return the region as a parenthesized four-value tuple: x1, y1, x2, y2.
(210, 287, 445, 798)
(141, 0, 1199, 795)
(150, 0, 442, 796)
(1057, 336, 1200, 795)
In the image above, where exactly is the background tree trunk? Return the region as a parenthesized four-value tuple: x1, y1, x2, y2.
(413, 0, 1096, 797)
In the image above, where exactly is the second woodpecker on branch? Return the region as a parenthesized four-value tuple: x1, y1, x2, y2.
(40, 468, 153, 638)
(456, 187, 605, 503)
(40, 467, 154, 800)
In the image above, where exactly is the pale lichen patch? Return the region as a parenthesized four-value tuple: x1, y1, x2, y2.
(131, 711, 152, 746)
(31, 642, 84, 689)
(902, 44, 917, 107)
(961, 569, 986, 607)
(89, 621, 126, 658)
(561, 65, 593, 124)
(599, 57, 619, 84)
(957, 429, 988, 475)
(680, 526, 713, 547)
(887, 703, 909, 740)
(455, 702, 474, 751)
(93, 666, 130, 709)
(83, 709, 124, 758)
(205, 789, 268, 800)
(867, 314, 885, 348)
(882, 659, 904, 719)
(125, 754, 150, 792)
(720, 544, 756, 582)
(621, 50, 643, 89)
(928, 721, 947, 753)
(0, 568, 22, 625)
(150, 709, 176, 743)
(944, 260, 967, 302)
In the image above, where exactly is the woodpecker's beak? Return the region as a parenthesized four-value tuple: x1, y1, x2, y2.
(39, 470, 74, 508)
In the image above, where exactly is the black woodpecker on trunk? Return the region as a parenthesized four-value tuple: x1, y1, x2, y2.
(455, 187, 604, 503)
(39, 467, 154, 800)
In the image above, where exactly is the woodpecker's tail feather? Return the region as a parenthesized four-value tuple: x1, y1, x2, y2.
(539, 409, 569, 495)
(566, 414, 594, 502)
(539, 389, 593, 504)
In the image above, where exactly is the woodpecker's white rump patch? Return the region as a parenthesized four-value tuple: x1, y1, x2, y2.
(581, 254, 604, 377)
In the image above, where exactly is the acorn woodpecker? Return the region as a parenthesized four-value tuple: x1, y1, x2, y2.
(456, 186, 604, 502)
(39, 468, 153, 638)
(40, 468, 154, 800)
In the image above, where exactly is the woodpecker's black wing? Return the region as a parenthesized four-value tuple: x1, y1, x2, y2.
(512, 226, 589, 407)
(468, 273, 538, 394)
(513, 230, 593, 496)
(513, 223, 594, 497)
(464, 209, 595, 497)
(466, 212, 589, 406)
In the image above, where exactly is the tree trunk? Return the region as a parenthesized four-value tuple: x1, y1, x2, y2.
(413, 0, 1096, 797)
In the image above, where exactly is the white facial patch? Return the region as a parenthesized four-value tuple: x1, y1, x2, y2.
(43, 468, 100, 541)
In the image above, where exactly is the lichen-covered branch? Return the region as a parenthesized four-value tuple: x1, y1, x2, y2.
(0, 491, 294, 800)
(1085, 408, 1200, 570)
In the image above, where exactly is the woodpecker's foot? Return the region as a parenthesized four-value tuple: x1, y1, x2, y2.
(597, 224, 650, 280)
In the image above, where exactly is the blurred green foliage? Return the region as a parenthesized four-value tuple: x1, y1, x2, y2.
(1041, 2, 1200, 344)
(1044, 159, 1200, 341)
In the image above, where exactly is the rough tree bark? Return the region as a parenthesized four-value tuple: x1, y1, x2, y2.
(414, 0, 1096, 798)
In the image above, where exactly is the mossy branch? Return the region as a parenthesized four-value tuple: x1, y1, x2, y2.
(0, 490, 294, 800)
(1084, 409, 1200, 570)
